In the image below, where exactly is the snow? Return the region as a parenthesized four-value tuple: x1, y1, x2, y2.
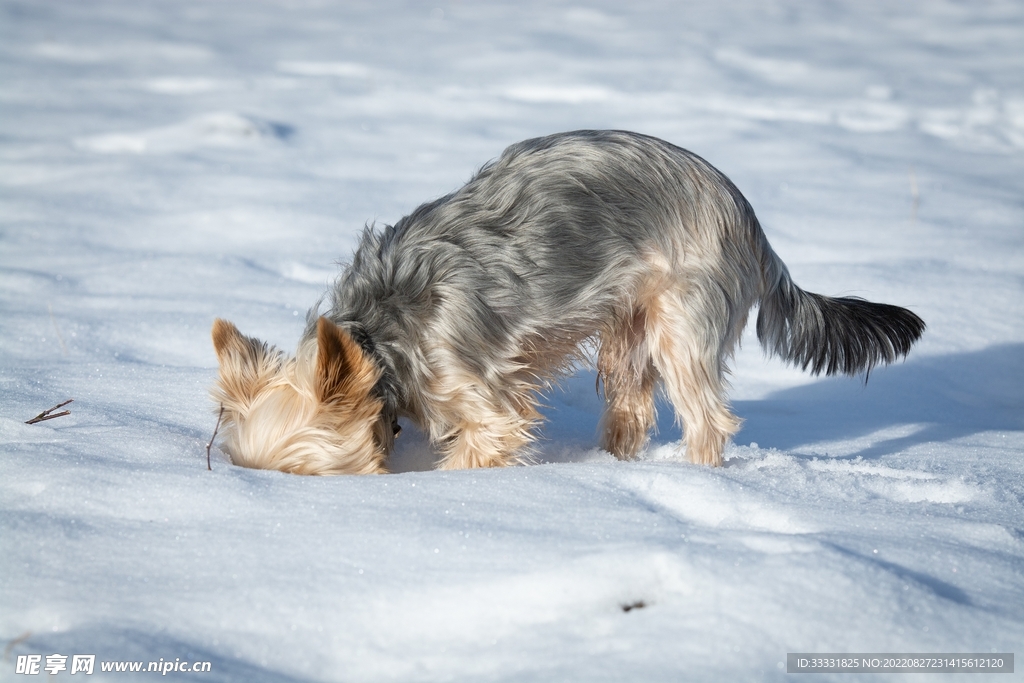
(1, 0, 1022, 681)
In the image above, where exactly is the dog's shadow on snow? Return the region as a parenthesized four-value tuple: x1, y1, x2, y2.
(734, 342, 1023, 459)
(388, 343, 1023, 471)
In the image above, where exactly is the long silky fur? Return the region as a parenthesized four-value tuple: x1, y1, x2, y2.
(756, 274, 926, 376)
(212, 130, 925, 473)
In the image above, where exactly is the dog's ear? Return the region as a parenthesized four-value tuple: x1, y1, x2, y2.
(316, 317, 378, 404)
(212, 318, 243, 359)
(211, 318, 278, 404)
(212, 318, 265, 364)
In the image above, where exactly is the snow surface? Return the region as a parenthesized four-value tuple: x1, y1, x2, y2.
(2, 1, 1023, 681)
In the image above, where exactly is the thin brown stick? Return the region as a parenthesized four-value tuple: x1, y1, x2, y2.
(206, 405, 224, 471)
(25, 399, 74, 425)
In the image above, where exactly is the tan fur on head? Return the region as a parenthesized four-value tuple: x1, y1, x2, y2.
(210, 317, 387, 475)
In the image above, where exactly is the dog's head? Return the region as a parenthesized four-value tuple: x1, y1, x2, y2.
(210, 317, 387, 475)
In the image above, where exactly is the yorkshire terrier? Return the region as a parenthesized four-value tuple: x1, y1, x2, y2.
(211, 130, 924, 474)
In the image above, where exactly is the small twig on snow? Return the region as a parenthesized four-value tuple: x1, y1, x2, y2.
(25, 399, 74, 425)
(206, 405, 224, 471)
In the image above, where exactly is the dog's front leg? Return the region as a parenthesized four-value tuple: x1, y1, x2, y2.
(435, 414, 531, 469)
(425, 369, 537, 469)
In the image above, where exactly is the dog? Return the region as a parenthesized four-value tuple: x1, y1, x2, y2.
(210, 130, 924, 474)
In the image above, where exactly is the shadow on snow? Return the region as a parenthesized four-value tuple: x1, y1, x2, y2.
(390, 343, 1023, 471)
(733, 342, 1023, 459)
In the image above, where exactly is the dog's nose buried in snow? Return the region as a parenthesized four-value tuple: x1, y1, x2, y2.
(210, 130, 925, 475)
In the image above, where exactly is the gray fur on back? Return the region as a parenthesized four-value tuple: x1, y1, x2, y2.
(314, 133, 756, 399)
(308, 129, 923, 439)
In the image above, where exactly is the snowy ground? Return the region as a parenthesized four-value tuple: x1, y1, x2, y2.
(2, 1, 1023, 681)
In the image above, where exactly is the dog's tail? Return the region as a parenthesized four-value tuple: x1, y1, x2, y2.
(755, 245, 925, 377)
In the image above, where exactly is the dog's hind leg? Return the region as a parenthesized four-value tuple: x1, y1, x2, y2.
(646, 287, 742, 467)
(598, 308, 658, 460)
